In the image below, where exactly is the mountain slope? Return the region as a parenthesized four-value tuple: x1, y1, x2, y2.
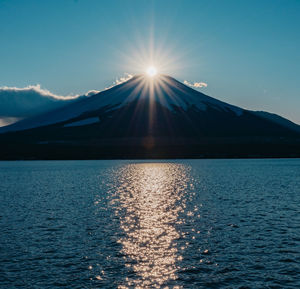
(1, 75, 245, 133)
(0, 74, 299, 159)
(251, 111, 300, 133)
(1, 74, 298, 136)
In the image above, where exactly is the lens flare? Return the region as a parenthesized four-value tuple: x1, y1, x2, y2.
(146, 66, 157, 77)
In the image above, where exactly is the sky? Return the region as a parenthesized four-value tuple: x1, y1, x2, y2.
(0, 0, 299, 123)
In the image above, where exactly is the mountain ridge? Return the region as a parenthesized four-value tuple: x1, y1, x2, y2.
(0, 74, 299, 159)
(0, 74, 246, 133)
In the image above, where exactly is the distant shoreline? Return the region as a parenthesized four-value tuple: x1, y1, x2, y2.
(1, 142, 300, 160)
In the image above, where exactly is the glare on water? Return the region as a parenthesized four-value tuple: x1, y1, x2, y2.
(2, 160, 300, 288)
(111, 163, 189, 288)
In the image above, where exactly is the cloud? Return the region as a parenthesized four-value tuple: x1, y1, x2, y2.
(0, 84, 80, 100)
(84, 90, 100, 97)
(105, 73, 133, 90)
(0, 84, 85, 118)
(115, 73, 133, 85)
(184, 80, 208, 88)
(0, 74, 131, 126)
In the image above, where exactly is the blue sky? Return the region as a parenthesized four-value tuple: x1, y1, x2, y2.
(0, 0, 299, 123)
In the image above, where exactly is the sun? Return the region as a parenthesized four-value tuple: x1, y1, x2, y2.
(146, 66, 157, 77)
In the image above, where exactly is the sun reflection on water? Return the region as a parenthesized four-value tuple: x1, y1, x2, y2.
(111, 163, 190, 288)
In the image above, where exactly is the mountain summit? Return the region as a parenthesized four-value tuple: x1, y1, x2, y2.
(0, 74, 299, 159)
(1, 74, 244, 133)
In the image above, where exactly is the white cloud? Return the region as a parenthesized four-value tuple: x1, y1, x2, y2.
(0, 84, 86, 118)
(0, 84, 81, 100)
(115, 73, 133, 85)
(0, 74, 132, 122)
(104, 73, 134, 91)
(84, 90, 100, 97)
(184, 80, 208, 88)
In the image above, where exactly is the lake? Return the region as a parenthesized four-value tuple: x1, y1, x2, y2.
(0, 159, 299, 288)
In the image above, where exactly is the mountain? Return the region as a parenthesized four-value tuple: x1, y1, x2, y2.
(0, 74, 299, 159)
(252, 111, 300, 133)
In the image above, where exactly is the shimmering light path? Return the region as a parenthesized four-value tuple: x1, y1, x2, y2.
(111, 164, 189, 288)
(0, 160, 300, 288)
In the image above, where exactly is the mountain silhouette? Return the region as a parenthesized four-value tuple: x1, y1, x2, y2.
(0, 74, 299, 159)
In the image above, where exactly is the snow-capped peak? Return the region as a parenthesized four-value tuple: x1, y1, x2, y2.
(0, 74, 244, 133)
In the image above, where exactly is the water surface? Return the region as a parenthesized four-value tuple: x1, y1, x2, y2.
(0, 159, 299, 288)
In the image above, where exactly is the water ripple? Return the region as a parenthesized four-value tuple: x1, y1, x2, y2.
(0, 159, 299, 288)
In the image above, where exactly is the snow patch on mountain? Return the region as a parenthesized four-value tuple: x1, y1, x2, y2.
(0, 74, 245, 133)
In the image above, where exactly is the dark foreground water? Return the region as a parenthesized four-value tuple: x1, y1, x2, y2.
(0, 159, 299, 288)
